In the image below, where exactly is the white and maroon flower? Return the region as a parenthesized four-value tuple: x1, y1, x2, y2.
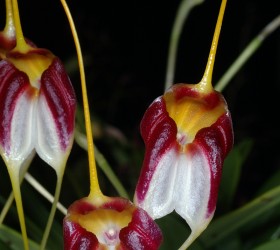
(134, 1, 233, 246)
(63, 195, 163, 250)
(134, 83, 233, 235)
(0, 1, 76, 249)
(0, 48, 76, 172)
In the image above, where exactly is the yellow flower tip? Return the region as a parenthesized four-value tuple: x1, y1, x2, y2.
(88, 191, 108, 206)
(197, 0, 227, 94)
(12, 38, 33, 54)
(1, 0, 15, 41)
(4, 0, 33, 54)
(3, 19, 16, 40)
(196, 76, 214, 94)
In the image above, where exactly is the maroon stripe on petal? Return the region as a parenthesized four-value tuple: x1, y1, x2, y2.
(102, 197, 134, 212)
(63, 220, 100, 250)
(140, 97, 168, 142)
(214, 111, 234, 158)
(194, 112, 233, 215)
(171, 84, 224, 110)
(171, 83, 199, 100)
(0, 60, 31, 152)
(40, 57, 76, 151)
(120, 208, 163, 250)
(136, 97, 177, 202)
(67, 198, 96, 215)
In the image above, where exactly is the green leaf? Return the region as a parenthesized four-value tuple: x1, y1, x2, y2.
(1, 180, 63, 250)
(198, 185, 280, 248)
(21, 181, 63, 250)
(218, 138, 253, 211)
(0, 224, 40, 250)
(256, 169, 280, 196)
(157, 213, 191, 250)
(0, 238, 11, 250)
(253, 239, 280, 250)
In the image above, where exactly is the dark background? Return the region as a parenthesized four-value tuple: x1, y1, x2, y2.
(1, 0, 280, 208)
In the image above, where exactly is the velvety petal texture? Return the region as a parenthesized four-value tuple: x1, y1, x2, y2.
(134, 83, 233, 232)
(63, 196, 163, 250)
(0, 49, 76, 171)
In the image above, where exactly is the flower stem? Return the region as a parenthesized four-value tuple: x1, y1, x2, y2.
(197, 0, 227, 94)
(40, 173, 64, 250)
(11, 0, 30, 52)
(3, 0, 15, 38)
(0, 152, 34, 225)
(178, 231, 200, 250)
(60, 0, 103, 198)
(74, 128, 130, 199)
(94, 146, 130, 199)
(6, 168, 29, 250)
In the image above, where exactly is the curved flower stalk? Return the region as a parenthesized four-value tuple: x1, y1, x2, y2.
(134, 0, 233, 249)
(60, 1, 162, 249)
(0, 0, 76, 249)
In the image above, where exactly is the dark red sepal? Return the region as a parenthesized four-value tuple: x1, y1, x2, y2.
(120, 208, 163, 250)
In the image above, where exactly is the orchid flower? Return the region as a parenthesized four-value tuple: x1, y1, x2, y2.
(134, 0, 234, 249)
(0, 0, 76, 249)
(60, 1, 163, 249)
